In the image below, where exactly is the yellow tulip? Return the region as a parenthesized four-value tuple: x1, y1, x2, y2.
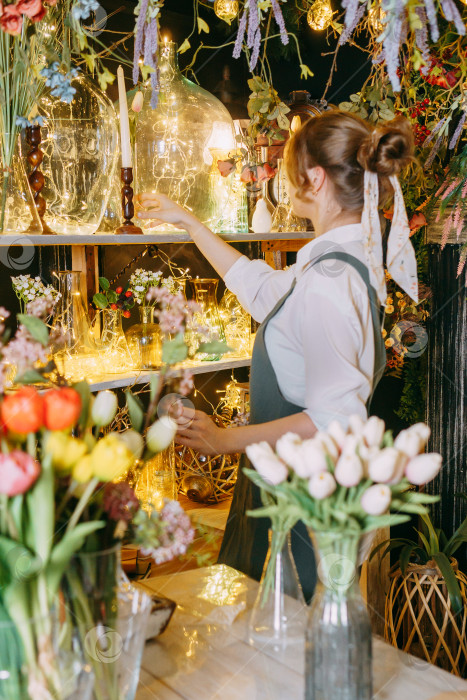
(90, 433, 134, 482)
(44, 432, 88, 473)
(72, 455, 94, 484)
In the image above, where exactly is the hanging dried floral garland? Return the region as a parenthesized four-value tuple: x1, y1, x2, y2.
(133, 0, 164, 107)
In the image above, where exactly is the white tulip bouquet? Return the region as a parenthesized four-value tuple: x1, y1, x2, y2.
(245, 415, 442, 539)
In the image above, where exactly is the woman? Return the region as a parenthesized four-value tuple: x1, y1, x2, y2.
(136, 111, 418, 599)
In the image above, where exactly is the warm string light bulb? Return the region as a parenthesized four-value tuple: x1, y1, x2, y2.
(214, 0, 239, 24)
(307, 0, 334, 30)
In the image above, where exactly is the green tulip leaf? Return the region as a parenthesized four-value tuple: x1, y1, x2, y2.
(17, 315, 49, 347)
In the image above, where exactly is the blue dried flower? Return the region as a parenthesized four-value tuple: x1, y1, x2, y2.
(72, 0, 100, 22)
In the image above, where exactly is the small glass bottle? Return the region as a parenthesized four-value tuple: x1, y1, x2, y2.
(98, 308, 134, 374)
(189, 278, 226, 361)
(271, 158, 307, 233)
(126, 306, 162, 370)
(52, 271, 97, 380)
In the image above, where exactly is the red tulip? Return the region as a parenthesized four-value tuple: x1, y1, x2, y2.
(0, 451, 41, 496)
(43, 388, 82, 431)
(1, 387, 44, 434)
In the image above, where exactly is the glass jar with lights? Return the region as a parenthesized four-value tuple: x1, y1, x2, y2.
(135, 40, 245, 233)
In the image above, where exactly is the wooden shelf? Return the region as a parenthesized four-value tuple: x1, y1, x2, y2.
(0, 231, 314, 246)
(87, 356, 251, 392)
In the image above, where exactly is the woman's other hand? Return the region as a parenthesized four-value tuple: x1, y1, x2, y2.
(174, 406, 230, 456)
(135, 192, 200, 231)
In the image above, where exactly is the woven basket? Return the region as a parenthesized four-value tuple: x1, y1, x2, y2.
(385, 559, 467, 676)
(174, 445, 240, 504)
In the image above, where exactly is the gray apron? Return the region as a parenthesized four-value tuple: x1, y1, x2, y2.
(218, 252, 387, 601)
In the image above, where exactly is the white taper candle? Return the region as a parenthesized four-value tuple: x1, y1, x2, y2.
(117, 65, 132, 168)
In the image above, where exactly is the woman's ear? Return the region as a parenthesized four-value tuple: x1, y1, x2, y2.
(305, 166, 326, 195)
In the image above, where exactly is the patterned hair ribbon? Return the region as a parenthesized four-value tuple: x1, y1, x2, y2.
(361, 171, 419, 306)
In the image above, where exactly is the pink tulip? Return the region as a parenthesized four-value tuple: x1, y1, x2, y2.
(327, 420, 348, 451)
(276, 433, 327, 478)
(308, 472, 336, 500)
(0, 451, 40, 496)
(362, 416, 385, 447)
(246, 442, 288, 485)
(394, 429, 425, 458)
(348, 414, 365, 436)
(334, 452, 363, 487)
(361, 484, 391, 515)
(405, 453, 442, 485)
(368, 447, 406, 484)
(0, 4, 22, 35)
(314, 431, 339, 462)
(131, 90, 144, 113)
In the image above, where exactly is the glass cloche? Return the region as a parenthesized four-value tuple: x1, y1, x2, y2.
(135, 41, 244, 233)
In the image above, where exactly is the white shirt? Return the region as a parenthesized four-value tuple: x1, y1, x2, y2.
(223, 224, 376, 431)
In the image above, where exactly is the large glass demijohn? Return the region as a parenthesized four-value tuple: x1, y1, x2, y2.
(135, 41, 240, 233)
(39, 73, 119, 235)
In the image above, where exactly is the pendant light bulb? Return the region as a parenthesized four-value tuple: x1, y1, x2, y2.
(214, 0, 239, 24)
(307, 0, 334, 31)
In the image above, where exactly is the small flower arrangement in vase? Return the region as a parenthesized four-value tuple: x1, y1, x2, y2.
(11, 274, 61, 314)
(245, 415, 442, 700)
(0, 280, 230, 700)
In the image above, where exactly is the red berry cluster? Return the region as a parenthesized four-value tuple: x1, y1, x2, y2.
(413, 122, 431, 146)
(409, 98, 430, 119)
(111, 287, 134, 317)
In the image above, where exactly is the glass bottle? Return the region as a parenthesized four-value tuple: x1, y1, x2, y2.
(305, 530, 372, 700)
(271, 158, 308, 233)
(134, 41, 237, 233)
(39, 73, 119, 235)
(189, 278, 226, 361)
(0, 135, 42, 234)
(126, 306, 162, 370)
(135, 443, 176, 512)
(98, 308, 134, 374)
(52, 271, 97, 380)
(218, 289, 251, 357)
(248, 529, 306, 649)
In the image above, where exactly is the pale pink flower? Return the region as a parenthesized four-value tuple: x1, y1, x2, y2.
(405, 453, 442, 485)
(308, 471, 336, 499)
(246, 441, 288, 485)
(361, 484, 391, 515)
(334, 452, 363, 487)
(0, 451, 41, 496)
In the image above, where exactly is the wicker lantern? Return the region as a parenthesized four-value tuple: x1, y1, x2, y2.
(385, 559, 467, 676)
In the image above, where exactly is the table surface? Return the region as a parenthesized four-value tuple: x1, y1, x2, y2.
(135, 565, 467, 700)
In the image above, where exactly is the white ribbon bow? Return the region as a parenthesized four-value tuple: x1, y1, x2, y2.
(361, 171, 419, 306)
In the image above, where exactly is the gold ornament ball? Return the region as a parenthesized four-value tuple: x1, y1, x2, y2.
(307, 0, 334, 31)
(214, 0, 239, 24)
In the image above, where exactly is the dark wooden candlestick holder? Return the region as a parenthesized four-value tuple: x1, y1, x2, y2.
(25, 125, 54, 233)
(115, 166, 143, 235)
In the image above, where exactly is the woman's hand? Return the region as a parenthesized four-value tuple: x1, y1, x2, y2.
(174, 406, 231, 456)
(135, 192, 200, 231)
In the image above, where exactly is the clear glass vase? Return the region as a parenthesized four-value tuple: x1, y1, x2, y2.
(271, 158, 307, 233)
(248, 529, 306, 649)
(97, 308, 134, 374)
(52, 271, 99, 380)
(134, 41, 237, 233)
(305, 530, 372, 700)
(65, 545, 151, 700)
(0, 605, 93, 700)
(39, 73, 119, 235)
(218, 290, 251, 357)
(135, 442, 176, 511)
(189, 278, 226, 361)
(0, 136, 42, 234)
(126, 306, 162, 370)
